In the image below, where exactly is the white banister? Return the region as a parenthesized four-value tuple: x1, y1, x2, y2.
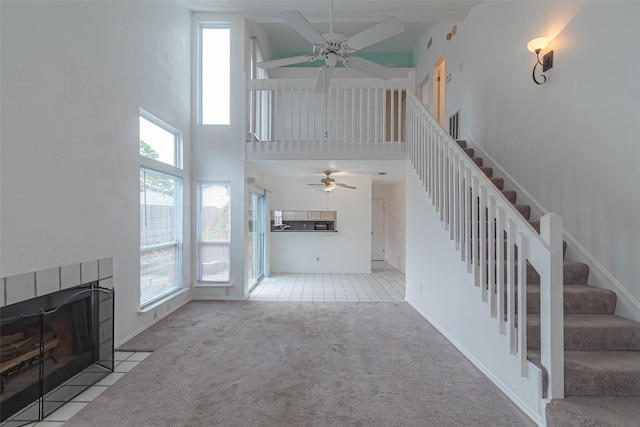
(540, 212, 565, 399)
(245, 78, 565, 405)
(405, 92, 564, 403)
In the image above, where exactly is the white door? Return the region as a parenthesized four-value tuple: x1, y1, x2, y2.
(371, 200, 385, 260)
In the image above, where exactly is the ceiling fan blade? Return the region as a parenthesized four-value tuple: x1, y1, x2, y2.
(336, 183, 357, 189)
(345, 56, 398, 80)
(315, 66, 334, 93)
(345, 17, 404, 51)
(281, 10, 326, 46)
(258, 55, 316, 69)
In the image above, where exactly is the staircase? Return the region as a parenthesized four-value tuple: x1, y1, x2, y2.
(457, 139, 640, 398)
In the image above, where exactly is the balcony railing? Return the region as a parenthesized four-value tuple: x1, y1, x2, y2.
(246, 78, 409, 159)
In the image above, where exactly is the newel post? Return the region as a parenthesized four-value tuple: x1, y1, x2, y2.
(540, 213, 564, 399)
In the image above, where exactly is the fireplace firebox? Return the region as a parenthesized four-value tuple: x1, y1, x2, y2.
(0, 282, 114, 425)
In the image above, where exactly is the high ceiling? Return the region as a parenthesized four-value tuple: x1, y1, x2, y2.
(180, 0, 480, 181)
(181, 1, 480, 53)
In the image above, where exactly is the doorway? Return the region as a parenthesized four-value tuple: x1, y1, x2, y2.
(418, 74, 430, 110)
(432, 56, 446, 127)
(371, 200, 385, 261)
(248, 191, 265, 290)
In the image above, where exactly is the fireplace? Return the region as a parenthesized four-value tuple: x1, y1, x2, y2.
(1, 282, 114, 425)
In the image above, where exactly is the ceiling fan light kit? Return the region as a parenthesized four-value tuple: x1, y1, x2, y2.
(307, 171, 357, 192)
(258, 3, 405, 93)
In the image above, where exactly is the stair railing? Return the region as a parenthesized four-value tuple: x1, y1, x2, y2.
(406, 92, 565, 400)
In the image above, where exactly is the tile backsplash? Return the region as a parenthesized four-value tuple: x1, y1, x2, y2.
(1, 258, 113, 308)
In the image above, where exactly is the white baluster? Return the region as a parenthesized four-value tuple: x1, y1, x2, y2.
(517, 231, 529, 377)
(540, 213, 564, 399)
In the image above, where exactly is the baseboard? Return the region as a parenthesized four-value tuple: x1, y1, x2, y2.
(562, 233, 640, 322)
(115, 292, 191, 349)
(406, 298, 546, 427)
(465, 135, 640, 323)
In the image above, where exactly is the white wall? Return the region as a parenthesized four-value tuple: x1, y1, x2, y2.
(190, 14, 248, 300)
(0, 1, 192, 343)
(404, 164, 544, 423)
(412, 20, 464, 120)
(268, 175, 372, 273)
(414, 1, 640, 319)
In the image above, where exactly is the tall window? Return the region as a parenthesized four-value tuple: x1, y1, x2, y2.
(197, 182, 231, 283)
(200, 23, 230, 125)
(250, 36, 268, 80)
(139, 112, 181, 167)
(139, 110, 183, 307)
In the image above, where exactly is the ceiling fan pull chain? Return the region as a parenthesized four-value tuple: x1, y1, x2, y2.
(324, 88, 328, 138)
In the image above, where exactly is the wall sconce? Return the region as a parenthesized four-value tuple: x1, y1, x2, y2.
(446, 25, 457, 41)
(527, 37, 554, 85)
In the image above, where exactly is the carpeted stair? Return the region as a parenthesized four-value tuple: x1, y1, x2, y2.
(456, 140, 640, 399)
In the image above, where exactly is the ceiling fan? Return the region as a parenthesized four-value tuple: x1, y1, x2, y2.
(258, 1, 405, 93)
(308, 171, 356, 192)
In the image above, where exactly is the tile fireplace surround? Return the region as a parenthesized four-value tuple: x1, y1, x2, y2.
(0, 258, 114, 426)
(1, 258, 113, 307)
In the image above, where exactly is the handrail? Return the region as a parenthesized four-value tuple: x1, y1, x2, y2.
(405, 92, 564, 399)
(243, 75, 565, 401)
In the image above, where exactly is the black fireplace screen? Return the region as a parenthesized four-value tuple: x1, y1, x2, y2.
(0, 282, 114, 425)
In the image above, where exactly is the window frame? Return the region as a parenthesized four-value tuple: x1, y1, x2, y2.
(248, 37, 272, 142)
(196, 181, 231, 284)
(138, 110, 184, 309)
(247, 189, 266, 291)
(139, 167, 183, 307)
(139, 109, 183, 169)
(198, 22, 231, 125)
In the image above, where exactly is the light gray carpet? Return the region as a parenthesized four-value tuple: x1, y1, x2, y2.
(546, 396, 640, 427)
(67, 301, 535, 426)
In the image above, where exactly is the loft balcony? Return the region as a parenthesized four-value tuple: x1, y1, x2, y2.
(246, 77, 409, 160)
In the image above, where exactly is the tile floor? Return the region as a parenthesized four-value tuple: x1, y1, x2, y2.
(6, 351, 151, 427)
(249, 261, 405, 302)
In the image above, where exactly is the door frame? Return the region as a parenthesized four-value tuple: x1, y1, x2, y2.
(248, 190, 266, 292)
(432, 55, 446, 127)
(371, 199, 385, 261)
